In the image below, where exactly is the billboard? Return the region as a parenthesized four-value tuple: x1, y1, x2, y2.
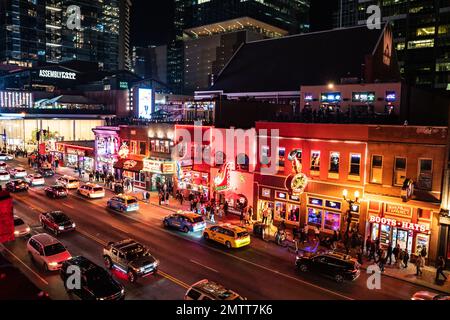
(138, 88, 153, 119)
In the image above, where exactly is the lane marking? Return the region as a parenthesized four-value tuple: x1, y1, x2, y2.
(76, 229, 107, 246)
(190, 259, 219, 273)
(159, 270, 190, 289)
(62, 203, 74, 209)
(0, 244, 49, 285)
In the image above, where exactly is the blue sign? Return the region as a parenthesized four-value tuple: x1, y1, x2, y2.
(386, 91, 396, 102)
(321, 92, 341, 103)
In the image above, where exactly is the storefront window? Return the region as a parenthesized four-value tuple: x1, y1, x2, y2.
(349, 153, 361, 176)
(394, 157, 406, 186)
(415, 234, 429, 257)
(307, 208, 322, 227)
(380, 224, 391, 245)
(139, 141, 146, 155)
(277, 147, 285, 172)
(130, 141, 137, 154)
(310, 151, 320, 172)
(329, 152, 340, 173)
(275, 202, 287, 220)
(324, 211, 340, 231)
(371, 223, 380, 241)
(287, 204, 300, 222)
(417, 159, 433, 191)
(371, 155, 383, 184)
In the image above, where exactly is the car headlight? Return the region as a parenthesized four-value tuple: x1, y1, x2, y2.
(14, 231, 19, 235)
(26, 227, 31, 232)
(72, 223, 76, 228)
(121, 289, 125, 295)
(58, 226, 64, 231)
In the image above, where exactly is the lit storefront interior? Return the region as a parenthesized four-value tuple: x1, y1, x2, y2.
(142, 159, 176, 191)
(93, 127, 121, 174)
(54, 141, 95, 173)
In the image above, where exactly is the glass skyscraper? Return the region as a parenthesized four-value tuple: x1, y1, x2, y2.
(168, 0, 311, 94)
(334, 0, 450, 91)
(0, 0, 130, 71)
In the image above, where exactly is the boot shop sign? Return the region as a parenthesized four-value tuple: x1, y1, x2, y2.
(369, 215, 430, 233)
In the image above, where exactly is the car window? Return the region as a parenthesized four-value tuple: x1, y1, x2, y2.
(14, 218, 25, 226)
(210, 226, 218, 232)
(192, 217, 204, 223)
(93, 187, 103, 192)
(187, 289, 202, 300)
(111, 249, 118, 256)
(118, 252, 125, 260)
(126, 198, 137, 205)
(44, 243, 66, 256)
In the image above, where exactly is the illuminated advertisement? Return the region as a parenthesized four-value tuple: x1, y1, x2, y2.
(138, 88, 153, 119)
(321, 92, 341, 102)
(386, 91, 396, 102)
(352, 92, 375, 102)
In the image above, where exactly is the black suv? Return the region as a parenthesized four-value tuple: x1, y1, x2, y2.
(45, 185, 68, 198)
(295, 252, 360, 283)
(60, 256, 125, 300)
(39, 167, 55, 177)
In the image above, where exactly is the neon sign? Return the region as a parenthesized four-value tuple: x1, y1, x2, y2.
(369, 215, 429, 233)
(214, 162, 234, 192)
(118, 143, 129, 159)
(321, 92, 341, 102)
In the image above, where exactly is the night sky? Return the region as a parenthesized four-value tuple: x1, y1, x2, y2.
(130, 0, 337, 47)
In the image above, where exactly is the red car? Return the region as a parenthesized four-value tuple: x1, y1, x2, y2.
(39, 211, 76, 236)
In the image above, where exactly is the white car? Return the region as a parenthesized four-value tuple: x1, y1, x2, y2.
(25, 174, 45, 186)
(10, 167, 27, 178)
(56, 176, 80, 189)
(411, 291, 450, 300)
(0, 170, 10, 181)
(77, 183, 105, 199)
(27, 234, 72, 272)
(14, 216, 31, 237)
(0, 153, 13, 161)
(0, 162, 7, 170)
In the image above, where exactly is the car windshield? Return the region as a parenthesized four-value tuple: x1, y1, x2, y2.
(93, 187, 103, 192)
(124, 244, 148, 260)
(192, 217, 204, 223)
(69, 179, 78, 183)
(53, 186, 65, 191)
(86, 268, 113, 285)
(34, 175, 43, 179)
(52, 213, 70, 223)
(126, 198, 137, 205)
(14, 218, 25, 226)
(0, 172, 8, 175)
(44, 243, 66, 256)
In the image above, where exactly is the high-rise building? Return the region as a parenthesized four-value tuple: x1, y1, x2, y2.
(0, 0, 130, 71)
(334, 0, 450, 91)
(168, 0, 311, 94)
(132, 45, 167, 83)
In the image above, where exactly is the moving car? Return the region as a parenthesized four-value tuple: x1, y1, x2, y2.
(411, 291, 450, 300)
(60, 256, 125, 300)
(6, 180, 29, 192)
(184, 279, 246, 300)
(0, 153, 13, 161)
(56, 176, 80, 189)
(38, 167, 54, 177)
(163, 211, 206, 233)
(107, 195, 139, 212)
(25, 174, 45, 186)
(27, 233, 72, 271)
(103, 239, 159, 283)
(77, 183, 105, 199)
(14, 216, 31, 237)
(0, 170, 10, 181)
(203, 224, 251, 249)
(9, 167, 27, 178)
(39, 211, 76, 235)
(295, 252, 360, 283)
(45, 185, 68, 198)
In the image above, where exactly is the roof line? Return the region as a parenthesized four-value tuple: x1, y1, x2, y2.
(213, 41, 246, 84)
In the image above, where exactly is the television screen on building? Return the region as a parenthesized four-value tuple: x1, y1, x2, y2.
(138, 88, 153, 119)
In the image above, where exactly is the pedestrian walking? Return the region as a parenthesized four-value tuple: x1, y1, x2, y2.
(416, 255, 424, 276)
(356, 246, 363, 265)
(262, 207, 269, 225)
(378, 249, 386, 272)
(386, 244, 393, 265)
(403, 250, 410, 269)
(368, 241, 376, 262)
(210, 208, 215, 223)
(165, 191, 170, 205)
(393, 244, 400, 266)
(436, 256, 448, 283)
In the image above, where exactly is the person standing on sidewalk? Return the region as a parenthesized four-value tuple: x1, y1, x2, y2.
(436, 256, 448, 283)
(397, 248, 404, 269)
(368, 241, 376, 262)
(393, 244, 400, 266)
(262, 207, 269, 225)
(415, 254, 424, 276)
(210, 207, 215, 223)
(386, 244, 393, 265)
(403, 250, 410, 269)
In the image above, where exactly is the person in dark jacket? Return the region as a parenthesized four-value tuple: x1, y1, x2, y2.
(368, 241, 376, 262)
(365, 237, 372, 256)
(403, 250, 410, 268)
(392, 244, 400, 264)
(436, 256, 448, 282)
(386, 245, 393, 265)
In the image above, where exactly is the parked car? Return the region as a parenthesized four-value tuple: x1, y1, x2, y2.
(0, 170, 10, 181)
(14, 216, 31, 237)
(203, 224, 251, 249)
(38, 167, 55, 177)
(60, 256, 125, 300)
(184, 279, 246, 300)
(6, 180, 29, 192)
(39, 211, 76, 235)
(25, 174, 45, 186)
(9, 167, 27, 178)
(295, 252, 360, 283)
(107, 195, 139, 212)
(103, 239, 159, 283)
(163, 211, 206, 233)
(56, 176, 80, 189)
(27, 233, 72, 271)
(45, 185, 68, 198)
(0, 153, 13, 161)
(77, 183, 105, 199)
(411, 291, 450, 300)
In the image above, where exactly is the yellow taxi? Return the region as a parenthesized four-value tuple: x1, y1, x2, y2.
(203, 224, 250, 249)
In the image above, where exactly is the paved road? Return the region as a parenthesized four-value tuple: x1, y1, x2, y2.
(0, 159, 432, 300)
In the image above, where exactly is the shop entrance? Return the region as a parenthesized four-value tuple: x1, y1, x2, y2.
(258, 200, 274, 222)
(371, 222, 413, 253)
(393, 228, 413, 253)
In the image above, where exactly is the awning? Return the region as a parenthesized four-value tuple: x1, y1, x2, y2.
(113, 159, 143, 172)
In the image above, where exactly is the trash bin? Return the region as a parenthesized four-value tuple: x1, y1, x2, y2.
(253, 222, 264, 238)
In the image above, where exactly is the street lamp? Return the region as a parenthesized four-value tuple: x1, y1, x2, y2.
(342, 189, 361, 235)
